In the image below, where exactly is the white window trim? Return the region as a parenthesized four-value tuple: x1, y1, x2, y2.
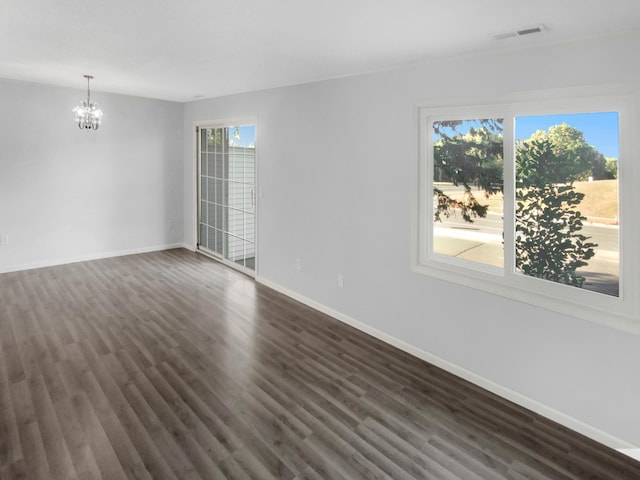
(413, 85, 640, 334)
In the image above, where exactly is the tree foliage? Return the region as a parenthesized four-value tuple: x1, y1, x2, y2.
(515, 138, 597, 286)
(521, 123, 607, 182)
(433, 119, 503, 222)
(433, 119, 601, 288)
(605, 157, 618, 179)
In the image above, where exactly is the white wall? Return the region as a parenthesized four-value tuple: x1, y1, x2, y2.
(183, 32, 640, 448)
(0, 79, 183, 271)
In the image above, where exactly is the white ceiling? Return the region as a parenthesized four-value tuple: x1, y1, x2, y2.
(1, 0, 639, 102)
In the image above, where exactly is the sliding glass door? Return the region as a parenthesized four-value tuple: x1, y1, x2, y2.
(197, 124, 256, 272)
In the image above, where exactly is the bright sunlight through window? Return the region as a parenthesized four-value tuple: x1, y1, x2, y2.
(415, 88, 639, 333)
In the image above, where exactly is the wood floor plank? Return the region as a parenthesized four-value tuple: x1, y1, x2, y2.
(10, 380, 52, 480)
(153, 361, 246, 461)
(71, 392, 128, 480)
(0, 458, 29, 480)
(114, 354, 212, 480)
(0, 376, 21, 469)
(99, 413, 154, 480)
(99, 354, 180, 480)
(30, 373, 77, 480)
(51, 396, 104, 480)
(237, 438, 295, 480)
(0, 248, 638, 479)
(0, 306, 26, 385)
(355, 419, 439, 479)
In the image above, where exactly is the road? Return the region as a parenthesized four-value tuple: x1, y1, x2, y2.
(433, 212, 619, 296)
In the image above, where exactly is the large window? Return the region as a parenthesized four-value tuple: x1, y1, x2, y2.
(415, 89, 639, 332)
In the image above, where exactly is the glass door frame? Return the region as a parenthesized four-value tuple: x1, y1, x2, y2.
(194, 118, 258, 277)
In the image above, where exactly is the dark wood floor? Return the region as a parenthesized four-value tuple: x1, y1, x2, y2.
(0, 249, 638, 480)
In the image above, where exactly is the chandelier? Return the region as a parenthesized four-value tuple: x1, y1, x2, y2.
(73, 75, 103, 130)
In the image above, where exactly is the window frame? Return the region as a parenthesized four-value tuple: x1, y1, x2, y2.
(195, 118, 258, 276)
(413, 87, 640, 334)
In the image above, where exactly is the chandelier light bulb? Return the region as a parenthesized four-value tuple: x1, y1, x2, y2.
(73, 75, 103, 130)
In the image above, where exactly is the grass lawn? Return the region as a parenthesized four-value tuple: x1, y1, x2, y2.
(574, 179, 618, 224)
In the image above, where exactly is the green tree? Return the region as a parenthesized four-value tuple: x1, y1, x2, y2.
(207, 128, 224, 146)
(433, 119, 503, 222)
(515, 138, 597, 287)
(525, 123, 607, 181)
(433, 120, 599, 288)
(605, 157, 618, 179)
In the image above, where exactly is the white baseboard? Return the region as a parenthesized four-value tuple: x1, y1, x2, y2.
(618, 449, 640, 461)
(256, 275, 637, 452)
(0, 243, 189, 274)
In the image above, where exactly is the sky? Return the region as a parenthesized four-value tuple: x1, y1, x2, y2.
(230, 125, 256, 147)
(515, 112, 619, 158)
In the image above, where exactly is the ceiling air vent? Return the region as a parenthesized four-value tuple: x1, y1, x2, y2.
(494, 25, 546, 41)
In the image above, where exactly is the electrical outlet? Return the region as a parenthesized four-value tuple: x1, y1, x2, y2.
(0, 235, 8, 247)
(337, 274, 344, 288)
(296, 258, 302, 270)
